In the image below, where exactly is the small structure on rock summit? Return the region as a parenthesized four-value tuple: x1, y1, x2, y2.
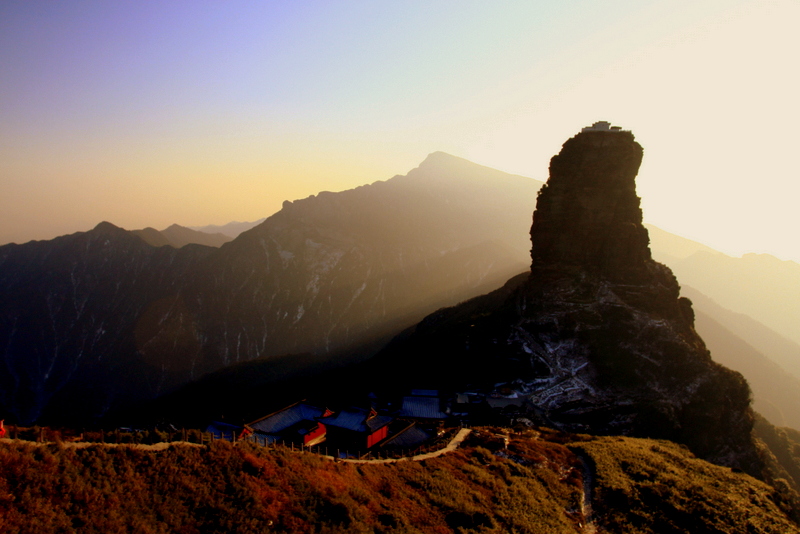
(581, 120, 625, 132)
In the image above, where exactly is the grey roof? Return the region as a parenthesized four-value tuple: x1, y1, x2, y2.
(383, 424, 431, 448)
(366, 415, 393, 432)
(320, 407, 392, 433)
(398, 396, 448, 420)
(248, 402, 326, 433)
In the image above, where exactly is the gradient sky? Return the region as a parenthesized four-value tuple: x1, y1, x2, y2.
(1, 0, 798, 261)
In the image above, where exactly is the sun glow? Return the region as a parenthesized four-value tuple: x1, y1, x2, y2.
(1, 0, 797, 260)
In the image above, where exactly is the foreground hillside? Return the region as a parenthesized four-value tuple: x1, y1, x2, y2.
(1, 428, 796, 533)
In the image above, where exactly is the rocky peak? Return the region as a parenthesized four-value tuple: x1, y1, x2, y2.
(91, 221, 128, 237)
(373, 123, 763, 475)
(530, 128, 651, 281)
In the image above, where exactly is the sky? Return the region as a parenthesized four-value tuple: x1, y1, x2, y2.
(1, 0, 799, 261)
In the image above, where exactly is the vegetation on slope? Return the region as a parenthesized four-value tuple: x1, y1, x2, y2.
(2, 428, 798, 533)
(573, 436, 798, 533)
(754, 414, 800, 494)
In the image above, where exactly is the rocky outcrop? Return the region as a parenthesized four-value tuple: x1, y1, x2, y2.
(530, 130, 650, 281)
(373, 126, 762, 473)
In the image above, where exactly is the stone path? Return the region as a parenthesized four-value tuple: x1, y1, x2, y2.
(1, 428, 473, 463)
(0, 438, 201, 450)
(573, 450, 597, 534)
(327, 428, 472, 464)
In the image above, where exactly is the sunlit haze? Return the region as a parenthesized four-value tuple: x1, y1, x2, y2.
(1, 0, 798, 261)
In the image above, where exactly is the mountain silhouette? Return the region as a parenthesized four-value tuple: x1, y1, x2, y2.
(131, 224, 232, 248)
(189, 218, 266, 238)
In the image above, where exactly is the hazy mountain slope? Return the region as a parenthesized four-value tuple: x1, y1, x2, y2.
(0, 222, 215, 424)
(647, 229, 800, 429)
(0, 153, 541, 425)
(160, 224, 232, 248)
(184, 152, 539, 367)
(684, 286, 800, 382)
(646, 223, 721, 263)
(649, 226, 800, 381)
(669, 251, 800, 346)
(131, 224, 232, 248)
(130, 227, 171, 247)
(693, 307, 800, 430)
(190, 218, 266, 238)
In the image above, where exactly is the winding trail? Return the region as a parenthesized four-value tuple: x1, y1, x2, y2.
(1, 429, 473, 464)
(573, 450, 597, 534)
(0, 438, 201, 450)
(322, 428, 473, 464)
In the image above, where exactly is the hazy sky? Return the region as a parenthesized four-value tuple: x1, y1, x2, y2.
(1, 0, 798, 261)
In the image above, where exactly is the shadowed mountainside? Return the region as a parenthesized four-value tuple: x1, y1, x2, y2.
(190, 218, 266, 238)
(0, 223, 215, 424)
(0, 153, 540, 425)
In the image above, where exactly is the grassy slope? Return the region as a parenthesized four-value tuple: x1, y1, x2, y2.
(1, 429, 797, 534)
(574, 436, 798, 534)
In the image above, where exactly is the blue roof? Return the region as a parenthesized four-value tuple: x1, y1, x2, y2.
(398, 396, 448, 420)
(248, 402, 326, 433)
(320, 407, 392, 433)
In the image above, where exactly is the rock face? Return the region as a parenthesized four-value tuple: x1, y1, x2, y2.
(523, 129, 757, 470)
(374, 127, 761, 473)
(530, 131, 650, 280)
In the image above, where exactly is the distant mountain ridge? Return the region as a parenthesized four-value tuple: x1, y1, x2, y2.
(131, 224, 232, 248)
(648, 226, 800, 430)
(692, 303, 800, 430)
(645, 223, 721, 263)
(670, 251, 800, 347)
(683, 286, 800, 384)
(0, 152, 541, 424)
(190, 219, 266, 238)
